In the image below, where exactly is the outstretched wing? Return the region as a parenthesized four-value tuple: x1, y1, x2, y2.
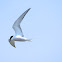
(9, 40, 16, 48)
(12, 8, 31, 36)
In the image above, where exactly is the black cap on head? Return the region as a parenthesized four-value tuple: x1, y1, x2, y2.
(10, 36, 13, 40)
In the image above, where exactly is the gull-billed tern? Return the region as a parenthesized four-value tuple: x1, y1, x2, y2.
(9, 8, 32, 48)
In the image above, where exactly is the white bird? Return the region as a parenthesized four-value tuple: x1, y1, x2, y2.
(9, 8, 32, 48)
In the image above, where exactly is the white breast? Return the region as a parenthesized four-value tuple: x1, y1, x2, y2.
(15, 35, 27, 39)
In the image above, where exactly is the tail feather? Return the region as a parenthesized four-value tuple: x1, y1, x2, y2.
(26, 39, 32, 41)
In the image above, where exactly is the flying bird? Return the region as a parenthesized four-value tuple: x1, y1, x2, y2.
(9, 8, 31, 48)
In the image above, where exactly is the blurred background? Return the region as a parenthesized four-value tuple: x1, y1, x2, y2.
(0, 0, 62, 62)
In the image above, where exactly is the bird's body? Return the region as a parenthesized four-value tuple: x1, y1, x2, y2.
(11, 35, 31, 41)
(9, 8, 31, 48)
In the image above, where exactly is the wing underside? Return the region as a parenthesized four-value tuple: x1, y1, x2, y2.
(12, 8, 31, 36)
(9, 40, 16, 48)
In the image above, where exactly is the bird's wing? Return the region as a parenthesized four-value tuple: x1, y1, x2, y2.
(12, 8, 31, 37)
(9, 40, 16, 48)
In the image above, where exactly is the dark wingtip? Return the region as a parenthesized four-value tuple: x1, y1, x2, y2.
(26, 8, 31, 13)
(28, 8, 31, 10)
(29, 8, 31, 9)
(27, 8, 31, 11)
(14, 46, 16, 48)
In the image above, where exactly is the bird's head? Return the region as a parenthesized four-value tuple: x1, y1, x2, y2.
(8, 36, 16, 48)
(9, 36, 13, 42)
